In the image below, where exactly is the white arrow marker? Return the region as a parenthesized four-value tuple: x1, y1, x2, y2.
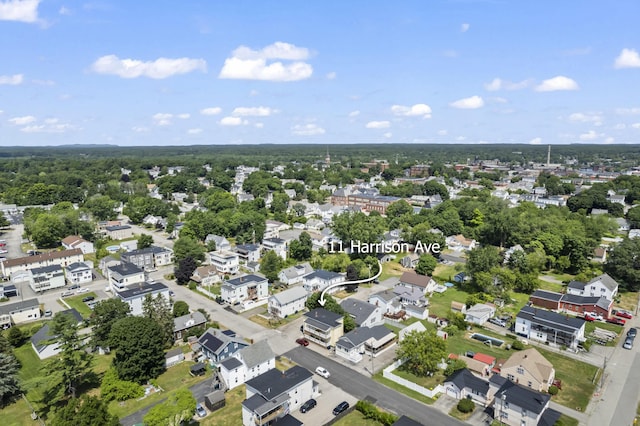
(318, 260, 383, 306)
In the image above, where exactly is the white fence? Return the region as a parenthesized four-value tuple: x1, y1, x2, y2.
(382, 359, 443, 399)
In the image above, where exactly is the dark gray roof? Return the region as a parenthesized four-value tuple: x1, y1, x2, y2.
(496, 380, 551, 415)
(220, 357, 243, 370)
(122, 246, 169, 257)
(392, 416, 424, 426)
(304, 308, 343, 327)
(31, 264, 63, 274)
(561, 293, 606, 307)
(538, 408, 563, 426)
(264, 237, 286, 244)
(273, 414, 304, 426)
(444, 368, 490, 396)
(31, 324, 55, 352)
(337, 325, 393, 349)
(165, 347, 183, 358)
(588, 273, 619, 292)
(235, 243, 261, 252)
(567, 280, 586, 290)
(531, 290, 563, 302)
(369, 289, 397, 303)
(57, 308, 83, 324)
(270, 286, 308, 305)
(489, 374, 508, 387)
(66, 262, 90, 272)
(198, 328, 246, 355)
(173, 311, 207, 332)
(108, 262, 144, 276)
(105, 225, 131, 231)
(517, 306, 585, 333)
(0, 298, 39, 315)
(304, 269, 342, 281)
(238, 339, 275, 369)
(245, 366, 313, 400)
(242, 393, 289, 416)
(117, 281, 168, 300)
(340, 299, 377, 326)
(225, 274, 267, 287)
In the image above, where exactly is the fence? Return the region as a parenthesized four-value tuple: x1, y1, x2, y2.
(382, 359, 443, 399)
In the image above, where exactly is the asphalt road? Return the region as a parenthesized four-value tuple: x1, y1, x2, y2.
(284, 346, 464, 426)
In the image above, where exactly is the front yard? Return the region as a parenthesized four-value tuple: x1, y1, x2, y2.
(60, 292, 98, 318)
(248, 309, 306, 329)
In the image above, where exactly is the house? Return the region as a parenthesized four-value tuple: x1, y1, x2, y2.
(1, 248, 84, 278)
(397, 271, 436, 295)
(205, 235, 231, 251)
(450, 301, 467, 314)
(0, 298, 40, 328)
(503, 244, 523, 264)
(104, 224, 133, 240)
(302, 269, 344, 293)
(121, 246, 174, 270)
(191, 265, 221, 286)
(566, 273, 619, 301)
(165, 347, 185, 367)
(61, 235, 95, 254)
(278, 263, 313, 286)
(31, 309, 83, 360)
(303, 308, 344, 347)
(398, 321, 427, 341)
(529, 290, 613, 319)
(500, 348, 555, 392)
(340, 299, 384, 327)
(173, 311, 207, 340)
(30, 265, 66, 292)
(0, 284, 17, 299)
(492, 379, 553, 426)
(268, 286, 308, 319)
(220, 339, 276, 390)
(264, 220, 289, 239)
(305, 218, 324, 231)
(335, 325, 396, 363)
(220, 274, 269, 305)
(591, 247, 607, 263)
(65, 262, 93, 285)
(445, 234, 477, 252)
(515, 306, 586, 350)
(443, 368, 490, 406)
(209, 250, 240, 275)
(108, 262, 146, 292)
(465, 303, 496, 325)
(368, 289, 404, 317)
(198, 327, 249, 364)
(115, 282, 170, 316)
(393, 286, 428, 308)
(241, 366, 315, 426)
(235, 244, 262, 264)
(99, 255, 120, 277)
(400, 253, 420, 269)
(262, 238, 287, 260)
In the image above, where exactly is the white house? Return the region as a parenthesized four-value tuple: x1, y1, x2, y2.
(30, 265, 66, 292)
(191, 265, 221, 286)
(104, 225, 133, 240)
(205, 235, 231, 251)
(61, 235, 95, 254)
(221, 274, 269, 305)
(443, 368, 491, 407)
(219, 339, 276, 390)
(340, 299, 384, 327)
(302, 269, 344, 293)
(465, 303, 496, 325)
(235, 244, 261, 264)
(566, 273, 619, 302)
(278, 263, 313, 286)
(0, 298, 40, 328)
(268, 286, 308, 319)
(115, 282, 171, 316)
(368, 289, 403, 317)
(261, 238, 287, 260)
(515, 306, 585, 350)
(65, 262, 93, 285)
(165, 348, 185, 368)
(335, 325, 397, 363)
(241, 366, 316, 426)
(209, 250, 240, 275)
(445, 234, 477, 252)
(173, 311, 207, 340)
(31, 324, 61, 360)
(397, 271, 437, 295)
(264, 220, 289, 239)
(108, 262, 145, 293)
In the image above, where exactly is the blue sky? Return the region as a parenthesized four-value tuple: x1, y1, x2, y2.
(1, 0, 640, 146)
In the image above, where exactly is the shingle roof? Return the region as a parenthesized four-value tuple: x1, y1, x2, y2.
(31, 265, 63, 274)
(399, 271, 432, 288)
(108, 262, 144, 276)
(531, 290, 563, 302)
(2, 248, 82, 268)
(31, 324, 55, 353)
(340, 299, 377, 326)
(244, 366, 313, 400)
(496, 380, 551, 414)
(337, 325, 393, 349)
(304, 308, 343, 328)
(165, 347, 183, 359)
(198, 328, 246, 356)
(588, 273, 619, 292)
(0, 298, 39, 315)
(66, 262, 90, 272)
(173, 311, 207, 332)
(225, 274, 267, 287)
(117, 282, 168, 300)
(220, 357, 243, 370)
(237, 339, 275, 369)
(369, 289, 397, 303)
(392, 416, 424, 426)
(444, 368, 490, 396)
(304, 269, 342, 281)
(517, 306, 585, 333)
(270, 286, 308, 305)
(501, 348, 553, 385)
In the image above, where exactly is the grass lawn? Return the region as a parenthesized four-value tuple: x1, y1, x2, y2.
(449, 405, 474, 421)
(249, 310, 306, 329)
(63, 292, 98, 318)
(333, 410, 382, 425)
(200, 385, 245, 426)
(14, 343, 43, 382)
(536, 278, 564, 293)
(393, 368, 446, 390)
(201, 284, 221, 296)
(427, 287, 469, 318)
(0, 396, 41, 426)
(432, 264, 462, 282)
(616, 291, 639, 312)
(372, 372, 436, 405)
(556, 414, 579, 426)
(379, 261, 406, 281)
(275, 356, 297, 372)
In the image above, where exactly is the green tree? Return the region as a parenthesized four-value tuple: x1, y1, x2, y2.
(467, 246, 502, 277)
(415, 254, 437, 276)
(342, 314, 356, 333)
(604, 237, 640, 291)
(100, 367, 144, 402)
(305, 293, 344, 315)
(260, 250, 283, 283)
(7, 326, 25, 347)
(175, 256, 197, 285)
(30, 213, 66, 248)
(90, 298, 131, 350)
(138, 233, 154, 249)
(627, 206, 640, 228)
(444, 358, 467, 376)
(396, 330, 447, 377)
(143, 388, 196, 426)
(50, 396, 119, 426)
(82, 195, 119, 221)
(173, 236, 206, 264)
(142, 294, 174, 346)
(110, 316, 166, 383)
(0, 352, 21, 406)
(172, 301, 190, 317)
(423, 180, 449, 200)
(289, 232, 313, 261)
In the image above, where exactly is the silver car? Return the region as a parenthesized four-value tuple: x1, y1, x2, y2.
(623, 338, 633, 350)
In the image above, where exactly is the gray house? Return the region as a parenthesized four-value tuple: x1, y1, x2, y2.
(197, 328, 249, 364)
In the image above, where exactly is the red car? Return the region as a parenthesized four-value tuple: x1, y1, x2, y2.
(616, 311, 633, 319)
(296, 338, 310, 346)
(583, 313, 596, 322)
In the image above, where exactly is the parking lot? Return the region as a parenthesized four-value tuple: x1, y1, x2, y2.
(296, 375, 358, 426)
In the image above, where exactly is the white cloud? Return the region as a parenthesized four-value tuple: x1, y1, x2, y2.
(450, 95, 484, 109)
(529, 137, 542, 145)
(91, 55, 207, 79)
(254, 122, 264, 128)
(33, 79, 54, 86)
(443, 50, 459, 58)
(187, 128, 203, 135)
(460, 23, 470, 32)
(249, 89, 259, 97)
(391, 103, 432, 118)
(132, 126, 149, 133)
(632, 123, 640, 129)
(535, 76, 579, 92)
(366, 121, 391, 129)
(613, 123, 626, 130)
(568, 112, 602, 124)
(383, 132, 392, 139)
(437, 129, 448, 136)
(456, 136, 466, 141)
(291, 123, 325, 136)
(8, 115, 36, 125)
(0, 0, 40, 23)
(58, 6, 71, 15)
(152, 113, 173, 126)
(484, 78, 532, 91)
(348, 110, 360, 118)
(614, 48, 640, 69)
(232, 106, 277, 117)
(220, 116, 248, 126)
(219, 41, 313, 81)
(177, 113, 190, 119)
(615, 107, 640, 115)
(604, 137, 615, 144)
(326, 71, 337, 80)
(200, 107, 222, 116)
(579, 130, 601, 141)
(0, 74, 23, 85)
(21, 123, 75, 133)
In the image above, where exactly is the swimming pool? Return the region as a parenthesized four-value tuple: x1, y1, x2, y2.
(470, 333, 504, 347)
(106, 245, 120, 253)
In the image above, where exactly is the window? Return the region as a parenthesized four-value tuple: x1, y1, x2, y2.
(517, 367, 524, 375)
(527, 381, 532, 387)
(508, 374, 515, 381)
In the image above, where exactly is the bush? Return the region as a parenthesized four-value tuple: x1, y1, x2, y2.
(511, 339, 524, 350)
(7, 326, 24, 347)
(101, 368, 144, 402)
(457, 398, 475, 413)
(548, 385, 559, 395)
(355, 400, 398, 426)
(188, 282, 197, 290)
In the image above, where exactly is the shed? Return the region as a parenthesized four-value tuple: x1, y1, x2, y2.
(190, 362, 207, 376)
(165, 347, 185, 367)
(204, 390, 226, 412)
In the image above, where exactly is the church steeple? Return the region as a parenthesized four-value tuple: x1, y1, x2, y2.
(325, 146, 331, 165)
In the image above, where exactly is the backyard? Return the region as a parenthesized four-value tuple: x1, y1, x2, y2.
(60, 292, 98, 318)
(199, 385, 245, 426)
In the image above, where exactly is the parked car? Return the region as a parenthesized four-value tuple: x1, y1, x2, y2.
(77, 288, 89, 294)
(43, 309, 52, 317)
(616, 310, 633, 319)
(623, 338, 634, 350)
(583, 313, 596, 322)
(82, 296, 95, 303)
(196, 403, 207, 417)
(332, 401, 350, 416)
(296, 337, 310, 347)
(68, 284, 80, 290)
(169, 290, 175, 297)
(488, 318, 506, 327)
(300, 398, 317, 413)
(607, 317, 626, 325)
(627, 328, 638, 339)
(315, 366, 330, 378)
